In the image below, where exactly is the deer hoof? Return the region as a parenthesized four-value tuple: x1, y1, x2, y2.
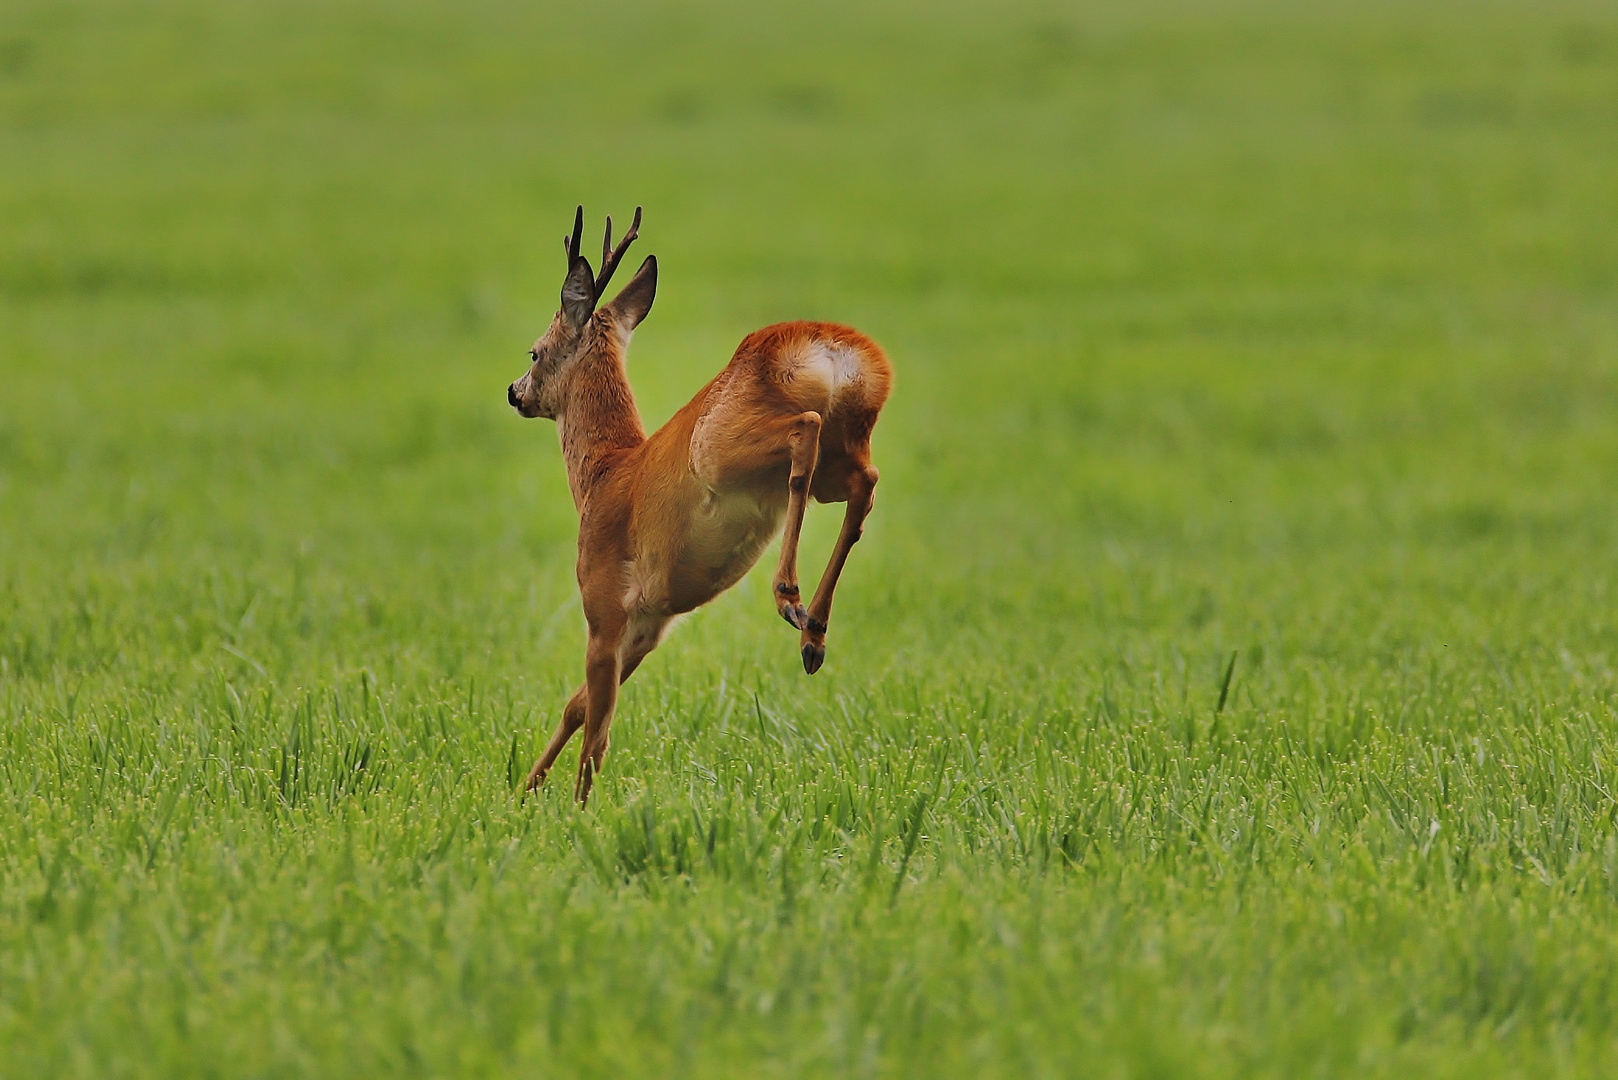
(781, 603, 808, 630)
(802, 641, 826, 675)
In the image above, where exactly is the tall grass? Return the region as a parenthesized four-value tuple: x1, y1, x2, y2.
(4, 0, 1618, 1074)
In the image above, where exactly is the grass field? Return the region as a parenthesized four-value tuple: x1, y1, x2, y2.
(5, 0, 1618, 1075)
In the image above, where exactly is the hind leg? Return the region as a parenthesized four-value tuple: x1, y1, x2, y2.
(799, 453, 879, 675)
(769, 412, 822, 630)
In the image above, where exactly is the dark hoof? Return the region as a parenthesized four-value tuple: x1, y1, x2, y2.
(802, 641, 825, 675)
(776, 584, 807, 629)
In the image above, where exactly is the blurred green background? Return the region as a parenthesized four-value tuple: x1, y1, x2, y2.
(4, 1, 1618, 1076)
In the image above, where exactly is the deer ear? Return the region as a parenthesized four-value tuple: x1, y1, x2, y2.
(560, 256, 597, 328)
(605, 255, 657, 331)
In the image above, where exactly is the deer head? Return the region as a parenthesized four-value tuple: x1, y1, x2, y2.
(507, 205, 658, 420)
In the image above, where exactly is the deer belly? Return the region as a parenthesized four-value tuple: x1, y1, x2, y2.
(674, 488, 786, 606)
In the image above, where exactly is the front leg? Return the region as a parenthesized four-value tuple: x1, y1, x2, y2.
(525, 618, 660, 797)
(524, 682, 588, 791)
(575, 623, 624, 805)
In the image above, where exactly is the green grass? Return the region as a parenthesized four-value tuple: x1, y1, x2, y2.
(5, 0, 1618, 1074)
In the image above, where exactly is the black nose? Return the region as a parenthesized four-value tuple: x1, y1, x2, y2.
(507, 383, 520, 408)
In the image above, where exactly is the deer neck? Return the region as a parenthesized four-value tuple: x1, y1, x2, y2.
(556, 349, 646, 512)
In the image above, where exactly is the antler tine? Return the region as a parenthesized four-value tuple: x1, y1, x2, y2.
(594, 206, 642, 295)
(567, 205, 585, 265)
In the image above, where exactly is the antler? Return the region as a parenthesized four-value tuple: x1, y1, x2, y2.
(561, 205, 584, 264)
(594, 206, 642, 295)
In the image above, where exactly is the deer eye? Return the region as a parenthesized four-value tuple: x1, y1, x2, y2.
(529, 348, 539, 361)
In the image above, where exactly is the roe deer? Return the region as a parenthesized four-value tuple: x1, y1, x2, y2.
(507, 207, 891, 804)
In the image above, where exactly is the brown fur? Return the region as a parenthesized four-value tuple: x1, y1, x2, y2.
(508, 215, 890, 803)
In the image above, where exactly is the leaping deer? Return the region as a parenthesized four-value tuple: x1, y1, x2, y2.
(507, 207, 891, 804)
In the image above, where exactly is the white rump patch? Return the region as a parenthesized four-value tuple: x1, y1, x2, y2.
(801, 341, 862, 397)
